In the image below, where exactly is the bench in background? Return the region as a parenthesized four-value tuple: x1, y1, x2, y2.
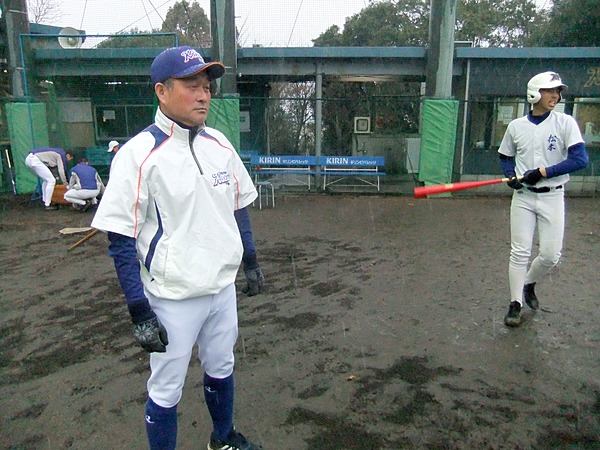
(318, 156, 386, 191)
(250, 155, 317, 190)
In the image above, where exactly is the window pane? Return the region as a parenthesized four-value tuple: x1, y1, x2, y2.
(127, 105, 154, 137)
(96, 106, 126, 140)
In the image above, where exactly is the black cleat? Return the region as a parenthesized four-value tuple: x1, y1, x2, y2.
(208, 428, 263, 450)
(504, 301, 522, 327)
(81, 200, 93, 212)
(523, 283, 539, 310)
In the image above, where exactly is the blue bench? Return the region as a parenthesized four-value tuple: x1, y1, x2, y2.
(250, 155, 318, 190)
(318, 156, 386, 191)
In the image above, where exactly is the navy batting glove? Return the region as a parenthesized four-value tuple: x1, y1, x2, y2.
(506, 177, 523, 190)
(133, 316, 169, 353)
(242, 267, 264, 296)
(521, 168, 543, 186)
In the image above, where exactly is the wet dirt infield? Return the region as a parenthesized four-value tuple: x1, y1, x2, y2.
(1, 194, 599, 449)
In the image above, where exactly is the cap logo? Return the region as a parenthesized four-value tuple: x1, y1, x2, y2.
(550, 72, 561, 81)
(181, 48, 203, 64)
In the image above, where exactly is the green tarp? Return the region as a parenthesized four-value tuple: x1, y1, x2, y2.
(418, 99, 459, 191)
(206, 98, 240, 151)
(6, 102, 50, 194)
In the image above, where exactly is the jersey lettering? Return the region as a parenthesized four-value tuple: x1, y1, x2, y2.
(547, 134, 557, 152)
(212, 171, 231, 186)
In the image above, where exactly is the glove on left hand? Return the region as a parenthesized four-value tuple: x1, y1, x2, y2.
(242, 267, 264, 296)
(133, 316, 169, 353)
(521, 168, 543, 186)
(506, 177, 523, 190)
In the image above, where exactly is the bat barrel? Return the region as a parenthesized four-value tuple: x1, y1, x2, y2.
(414, 178, 509, 198)
(414, 184, 454, 198)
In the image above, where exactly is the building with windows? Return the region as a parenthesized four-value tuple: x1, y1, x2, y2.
(1, 20, 599, 192)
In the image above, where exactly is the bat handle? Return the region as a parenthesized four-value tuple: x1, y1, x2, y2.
(68, 229, 99, 251)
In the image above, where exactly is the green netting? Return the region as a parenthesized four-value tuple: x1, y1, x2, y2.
(418, 99, 459, 190)
(206, 98, 240, 151)
(47, 84, 70, 149)
(6, 102, 50, 194)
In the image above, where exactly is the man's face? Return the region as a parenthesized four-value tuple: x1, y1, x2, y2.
(534, 87, 561, 115)
(155, 72, 211, 127)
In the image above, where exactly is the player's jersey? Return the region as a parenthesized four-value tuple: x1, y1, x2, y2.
(91, 108, 258, 300)
(30, 147, 69, 184)
(498, 111, 584, 188)
(69, 162, 101, 190)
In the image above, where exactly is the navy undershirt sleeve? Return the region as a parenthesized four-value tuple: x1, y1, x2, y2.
(499, 154, 517, 178)
(107, 232, 155, 324)
(545, 142, 589, 178)
(234, 207, 259, 271)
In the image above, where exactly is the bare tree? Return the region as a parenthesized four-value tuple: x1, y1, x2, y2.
(27, 0, 64, 25)
(268, 82, 315, 156)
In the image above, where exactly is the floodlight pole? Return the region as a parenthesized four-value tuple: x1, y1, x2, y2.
(425, 0, 456, 98)
(1, 0, 29, 98)
(210, 0, 237, 94)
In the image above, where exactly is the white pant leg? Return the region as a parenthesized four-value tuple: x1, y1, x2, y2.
(146, 283, 238, 408)
(508, 191, 537, 304)
(64, 188, 100, 205)
(525, 190, 565, 284)
(196, 283, 238, 379)
(25, 154, 55, 206)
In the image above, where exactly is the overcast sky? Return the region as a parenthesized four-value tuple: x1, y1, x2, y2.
(47, 0, 371, 47)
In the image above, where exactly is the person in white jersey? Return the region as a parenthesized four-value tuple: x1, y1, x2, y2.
(498, 71, 589, 327)
(91, 46, 264, 450)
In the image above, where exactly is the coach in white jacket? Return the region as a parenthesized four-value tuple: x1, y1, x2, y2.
(92, 46, 263, 450)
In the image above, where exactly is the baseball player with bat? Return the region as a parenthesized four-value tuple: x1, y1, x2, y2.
(498, 71, 589, 327)
(91, 46, 264, 449)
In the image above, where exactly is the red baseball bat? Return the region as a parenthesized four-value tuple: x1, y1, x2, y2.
(414, 177, 510, 198)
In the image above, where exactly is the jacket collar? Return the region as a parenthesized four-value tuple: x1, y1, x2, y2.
(154, 107, 206, 140)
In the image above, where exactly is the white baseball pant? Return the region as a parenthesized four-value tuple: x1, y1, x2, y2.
(508, 189, 565, 304)
(145, 283, 238, 408)
(25, 153, 55, 207)
(64, 188, 100, 205)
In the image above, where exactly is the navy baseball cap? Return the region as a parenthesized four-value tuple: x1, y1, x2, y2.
(150, 46, 225, 85)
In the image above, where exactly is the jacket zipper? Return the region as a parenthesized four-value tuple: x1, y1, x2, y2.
(189, 128, 203, 175)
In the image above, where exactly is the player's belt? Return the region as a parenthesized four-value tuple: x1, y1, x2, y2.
(527, 185, 562, 193)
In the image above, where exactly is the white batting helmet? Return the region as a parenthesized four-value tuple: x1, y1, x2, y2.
(526, 71, 567, 104)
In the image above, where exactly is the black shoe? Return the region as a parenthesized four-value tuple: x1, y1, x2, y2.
(44, 204, 59, 211)
(523, 283, 539, 310)
(81, 200, 92, 212)
(504, 301, 522, 327)
(208, 428, 263, 450)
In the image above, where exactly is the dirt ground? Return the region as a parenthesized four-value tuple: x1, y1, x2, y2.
(1, 192, 599, 450)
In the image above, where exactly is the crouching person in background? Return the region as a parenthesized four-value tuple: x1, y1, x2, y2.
(64, 157, 105, 212)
